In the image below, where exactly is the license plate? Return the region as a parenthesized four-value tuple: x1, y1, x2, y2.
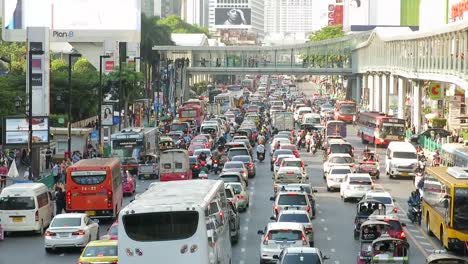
(213, 164, 218, 168)
(401, 172, 409, 176)
(12, 216, 24, 223)
(85, 210, 96, 216)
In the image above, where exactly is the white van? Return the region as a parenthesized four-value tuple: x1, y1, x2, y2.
(385, 142, 419, 179)
(302, 113, 321, 125)
(0, 183, 54, 234)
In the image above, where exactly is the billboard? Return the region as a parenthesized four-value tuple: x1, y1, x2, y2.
(101, 104, 114, 126)
(3, 117, 49, 145)
(2, 0, 141, 42)
(328, 4, 344, 25)
(215, 8, 251, 28)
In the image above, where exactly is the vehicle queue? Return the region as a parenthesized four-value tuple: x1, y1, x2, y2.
(0, 74, 467, 264)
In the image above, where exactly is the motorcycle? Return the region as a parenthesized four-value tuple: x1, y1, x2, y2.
(257, 152, 265, 162)
(418, 155, 427, 171)
(212, 158, 224, 174)
(407, 202, 422, 225)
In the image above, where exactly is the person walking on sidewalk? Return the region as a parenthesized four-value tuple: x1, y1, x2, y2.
(54, 184, 66, 215)
(0, 162, 8, 189)
(45, 148, 53, 170)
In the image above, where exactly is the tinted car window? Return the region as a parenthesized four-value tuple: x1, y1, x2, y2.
(330, 144, 352, 154)
(225, 163, 244, 169)
(283, 161, 302, 167)
(122, 211, 198, 241)
(386, 220, 403, 231)
(278, 214, 309, 223)
(273, 149, 294, 158)
(228, 149, 249, 158)
(220, 175, 241, 183)
(83, 245, 118, 257)
(369, 196, 392, 205)
(278, 195, 307, 205)
(229, 184, 242, 194)
(0, 196, 35, 210)
(282, 253, 321, 264)
(349, 177, 372, 185)
(225, 189, 234, 198)
(393, 152, 417, 159)
(269, 230, 302, 241)
(330, 157, 353, 163)
(330, 168, 352, 174)
(232, 156, 252, 163)
(51, 217, 82, 227)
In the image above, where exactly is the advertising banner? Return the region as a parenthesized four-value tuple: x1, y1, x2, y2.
(328, 4, 344, 25)
(215, 8, 251, 28)
(101, 104, 114, 126)
(3, 117, 49, 145)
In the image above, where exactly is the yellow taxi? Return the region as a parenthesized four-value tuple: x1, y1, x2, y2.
(78, 240, 118, 264)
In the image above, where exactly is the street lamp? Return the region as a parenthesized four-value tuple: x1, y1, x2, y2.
(28, 49, 44, 179)
(14, 96, 22, 113)
(67, 53, 81, 157)
(98, 55, 111, 147)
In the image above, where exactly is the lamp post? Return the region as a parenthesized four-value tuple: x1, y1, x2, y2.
(67, 53, 81, 158)
(98, 55, 110, 147)
(118, 55, 124, 130)
(14, 96, 22, 113)
(28, 49, 44, 179)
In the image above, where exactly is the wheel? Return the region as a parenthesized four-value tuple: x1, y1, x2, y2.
(361, 135, 367, 144)
(326, 186, 331, 192)
(343, 196, 349, 202)
(45, 248, 54, 254)
(36, 220, 44, 235)
(426, 215, 434, 236)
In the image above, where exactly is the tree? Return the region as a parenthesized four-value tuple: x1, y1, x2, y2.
(157, 15, 210, 36)
(308, 25, 345, 42)
(0, 22, 27, 73)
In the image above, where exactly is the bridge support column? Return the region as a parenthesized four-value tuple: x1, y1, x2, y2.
(381, 74, 389, 114)
(368, 75, 374, 111)
(356, 75, 362, 104)
(374, 74, 381, 112)
(412, 80, 422, 133)
(397, 77, 406, 120)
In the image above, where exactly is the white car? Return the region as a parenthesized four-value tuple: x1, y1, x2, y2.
(271, 191, 313, 219)
(225, 182, 249, 211)
(274, 154, 297, 175)
(280, 158, 307, 175)
(363, 189, 397, 214)
(193, 148, 213, 168)
(340, 173, 374, 202)
(323, 153, 355, 176)
(272, 210, 314, 247)
(44, 213, 99, 252)
(270, 138, 292, 155)
(326, 165, 352, 191)
(257, 222, 309, 263)
(294, 107, 312, 122)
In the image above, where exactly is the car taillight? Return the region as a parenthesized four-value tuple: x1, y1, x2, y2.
(66, 191, 72, 206)
(247, 163, 253, 168)
(301, 162, 304, 168)
(393, 207, 398, 213)
(263, 233, 270, 245)
(274, 205, 279, 215)
(45, 230, 56, 237)
(35, 210, 39, 221)
(301, 233, 308, 245)
(107, 190, 113, 208)
(72, 230, 86, 236)
(193, 164, 199, 169)
(305, 227, 313, 232)
(219, 210, 224, 222)
(327, 149, 331, 155)
(306, 205, 311, 213)
(237, 195, 244, 199)
(399, 231, 406, 239)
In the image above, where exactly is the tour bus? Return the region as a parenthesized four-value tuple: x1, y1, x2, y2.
(182, 99, 206, 117)
(441, 143, 467, 167)
(178, 105, 204, 129)
(66, 158, 123, 218)
(118, 180, 232, 264)
(356, 111, 406, 145)
(422, 167, 468, 251)
(334, 100, 357, 122)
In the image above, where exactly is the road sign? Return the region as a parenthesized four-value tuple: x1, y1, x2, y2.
(58, 117, 65, 124)
(428, 82, 443, 100)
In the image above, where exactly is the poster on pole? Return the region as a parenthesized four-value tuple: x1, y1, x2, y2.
(101, 104, 114, 126)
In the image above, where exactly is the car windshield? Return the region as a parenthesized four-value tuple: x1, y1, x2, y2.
(51, 217, 81, 227)
(393, 152, 417, 159)
(220, 175, 240, 183)
(225, 163, 244, 169)
(369, 196, 393, 205)
(278, 213, 309, 223)
(268, 230, 302, 241)
(192, 138, 207, 143)
(83, 245, 118, 257)
(229, 184, 242, 194)
(278, 195, 307, 205)
(386, 220, 403, 231)
(228, 149, 249, 157)
(330, 157, 353, 163)
(340, 104, 356, 114)
(232, 156, 251, 163)
(194, 150, 211, 156)
(282, 253, 321, 263)
(274, 150, 293, 158)
(331, 168, 352, 174)
(0, 196, 35, 210)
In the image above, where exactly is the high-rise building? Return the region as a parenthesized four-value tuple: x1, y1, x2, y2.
(154, 0, 182, 18)
(181, 0, 210, 27)
(264, 0, 317, 34)
(141, 0, 155, 17)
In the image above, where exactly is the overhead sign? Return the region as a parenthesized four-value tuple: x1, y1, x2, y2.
(3, 116, 49, 145)
(428, 82, 443, 100)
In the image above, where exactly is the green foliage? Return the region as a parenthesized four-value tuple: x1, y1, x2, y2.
(192, 81, 209, 95)
(49, 114, 68, 128)
(158, 15, 210, 36)
(50, 59, 68, 73)
(430, 118, 447, 128)
(0, 74, 26, 116)
(0, 21, 27, 73)
(141, 14, 174, 65)
(73, 57, 96, 73)
(308, 25, 345, 42)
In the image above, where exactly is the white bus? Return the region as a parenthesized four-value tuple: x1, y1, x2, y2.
(118, 180, 232, 264)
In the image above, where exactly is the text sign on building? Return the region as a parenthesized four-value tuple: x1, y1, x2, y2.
(428, 82, 444, 100)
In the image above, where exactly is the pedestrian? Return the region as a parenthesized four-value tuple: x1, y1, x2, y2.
(0, 162, 8, 189)
(52, 162, 60, 184)
(45, 147, 53, 170)
(54, 184, 66, 215)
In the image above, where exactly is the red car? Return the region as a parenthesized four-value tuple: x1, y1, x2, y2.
(100, 220, 118, 240)
(280, 144, 300, 158)
(122, 170, 136, 195)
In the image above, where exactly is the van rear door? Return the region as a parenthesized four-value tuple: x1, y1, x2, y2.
(0, 195, 37, 230)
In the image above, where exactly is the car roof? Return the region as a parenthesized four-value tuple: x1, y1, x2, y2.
(85, 240, 118, 247)
(283, 158, 302, 162)
(194, 148, 211, 152)
(368, 214, 401, 222)
(225, 161, 245, 165)
(282, 247, 321, 254)
(330, 165, 353, 170)
(277, 191, 307, 197)
(232, 155, 252, 160)
(219, 171, 242, 176)
(277, 154, 296, 159)
(347, 173, 372, 178)
(365, 190, 392, 198)
(53, 213, 86, 219)
(329, 140, 350, 145)
(328, 153, 352, 158)
(267, 222, 305, 230)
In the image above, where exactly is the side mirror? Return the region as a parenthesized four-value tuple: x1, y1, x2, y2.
(401, 223, 406, 227)
(273, 255, 280, 260)
(270, 216, 276, 221)
(323, 255, 330, 260)
(257, 230, 264, 235)
(270, 196, 275, 201)
(313, 189, 318, 193)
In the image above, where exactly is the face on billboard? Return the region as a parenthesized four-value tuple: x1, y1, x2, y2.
(215, 8, 252, 28)
(2, 0, 141, 42)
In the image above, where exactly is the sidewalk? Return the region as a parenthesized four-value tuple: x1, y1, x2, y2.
(4, 164, 54, 189)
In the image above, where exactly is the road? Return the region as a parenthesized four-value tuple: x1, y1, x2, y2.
(1, 81, 443, 264)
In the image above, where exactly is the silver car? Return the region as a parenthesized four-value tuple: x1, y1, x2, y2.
(44, 213, 99, 252)
(225, 182, 249, 211)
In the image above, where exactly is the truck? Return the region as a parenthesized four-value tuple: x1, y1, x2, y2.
(272, 112, 295, 131)
(325, 120, 347, 138)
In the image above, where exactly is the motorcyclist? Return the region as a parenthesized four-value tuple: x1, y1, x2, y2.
(229, 124, 235, 135)
(433, 150, 441, 166)
(256, 142, 265, 161)
(407, 190, 421, 206)
(176, 136, 186, 149)
(257, 133, 266, 145)
(217, 136, 227, 148)
(197, 151, 208, 163)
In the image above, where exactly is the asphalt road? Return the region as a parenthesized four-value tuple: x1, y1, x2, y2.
(0, 81, 444, 264)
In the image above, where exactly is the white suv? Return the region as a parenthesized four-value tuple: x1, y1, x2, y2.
(340, 173, 373, 202)
(271, 191, 313, 219)
(362, 189, 397, 214)
(257, 222, 309, 263)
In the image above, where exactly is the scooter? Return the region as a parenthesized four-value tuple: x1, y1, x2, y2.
(257, 152, 265, 162)
(407, 202, 422, 225)
(212, 158, 224, 174)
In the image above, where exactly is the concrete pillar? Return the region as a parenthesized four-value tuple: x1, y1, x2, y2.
(381, 74, 389, 114)
(356, 75, 362, 104)
(413, 80, 422, 133)
(389, 75, 395, 95)
(397, 77, 405, 120)
(368, 75, 374, 111)
(374, 74, 381, 112)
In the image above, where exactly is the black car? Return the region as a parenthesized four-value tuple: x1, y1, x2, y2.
(274, 247, 329, 264)
(189, 156, 201, 179)
(411, 128, 451, 143)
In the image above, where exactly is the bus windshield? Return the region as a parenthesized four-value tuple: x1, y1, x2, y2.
(112, 140, 143, 161)
(180, 109, 198, 118)
(340, 103, 356, 114)
(454, 188, 468, 230)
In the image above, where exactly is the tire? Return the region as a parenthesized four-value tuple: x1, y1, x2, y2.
(326, 186, 331, 192)
(361, 135, 367, 144)
(45, 248, 54, 254)
(36, 220, 44, 235)
(343, 197, 349, 202)
(426, 215, 434, 236)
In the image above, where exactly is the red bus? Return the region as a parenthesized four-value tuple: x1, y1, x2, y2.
(178, 104, 204, 128)
(356, 112, 406, 145)
(334, 100, 357, 122)
(66, 158, 123, 218)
